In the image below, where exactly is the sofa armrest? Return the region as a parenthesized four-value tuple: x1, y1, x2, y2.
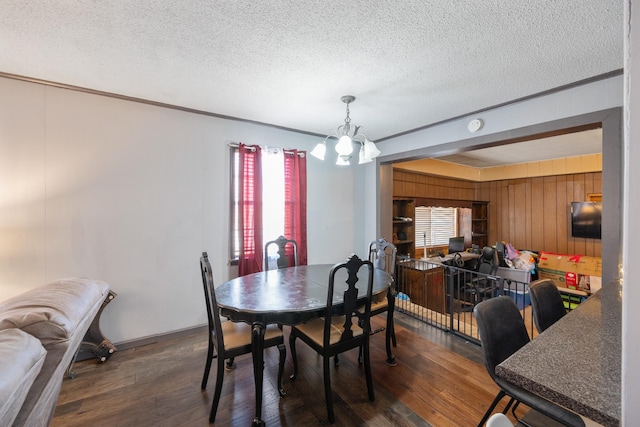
(0, 328, 47, 427)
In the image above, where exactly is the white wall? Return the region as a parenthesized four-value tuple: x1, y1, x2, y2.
(623, 0, 639, 423)
(0, 77, 369, 344)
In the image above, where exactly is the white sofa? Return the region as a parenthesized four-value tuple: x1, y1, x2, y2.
(0, 278, 110, 427)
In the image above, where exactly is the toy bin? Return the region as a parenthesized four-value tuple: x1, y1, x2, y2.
(503, 287, 531, 310)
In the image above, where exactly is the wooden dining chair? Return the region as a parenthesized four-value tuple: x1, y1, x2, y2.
(289, 254, 375, 424)
(264, 235, 299, 270)
(199, 252, 286, 423)
(361, 237, 398, 365)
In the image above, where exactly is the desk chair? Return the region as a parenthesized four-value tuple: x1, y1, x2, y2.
(199, 252, 286, 423)
(264, 235, 299, 270)
(529, 279, 567, 333)
(362, 238, 397, 366)
(473, 296, 584, 427)
(466, 246, 499, 305)
(289, 254, 375, 424)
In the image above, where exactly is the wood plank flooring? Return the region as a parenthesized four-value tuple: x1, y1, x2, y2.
(52, 313, 530, 427)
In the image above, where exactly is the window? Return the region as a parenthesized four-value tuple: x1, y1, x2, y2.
(230, 149, 284, 259)
(230, 143, 307, 275)
(414, 206, 458, 247)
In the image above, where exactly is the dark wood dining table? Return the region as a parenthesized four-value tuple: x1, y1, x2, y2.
(215, 263, 393, 426)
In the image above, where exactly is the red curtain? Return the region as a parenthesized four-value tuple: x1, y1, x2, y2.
(284, 150, 308, 266)
(238, 144, 264, 276)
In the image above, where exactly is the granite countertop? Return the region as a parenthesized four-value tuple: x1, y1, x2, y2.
(496, 279, 621, 427)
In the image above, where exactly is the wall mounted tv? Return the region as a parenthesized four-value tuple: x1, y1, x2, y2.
(571, 201, 602, 239)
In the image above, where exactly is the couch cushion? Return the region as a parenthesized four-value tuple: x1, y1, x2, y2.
(0, 328, 47, 426)
(0, 278, 110, 347)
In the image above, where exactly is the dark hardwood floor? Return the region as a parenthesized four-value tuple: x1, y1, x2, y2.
(52, 313, 530, 427)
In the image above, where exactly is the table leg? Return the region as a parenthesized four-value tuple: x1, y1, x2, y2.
(385, 287, 397, 366)
(251, 322, 266, 427)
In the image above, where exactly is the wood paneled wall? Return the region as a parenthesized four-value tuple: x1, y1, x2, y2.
(476, 173, 602, 256)
(393, 169, 602, 257)
(393, 169, 475, 201)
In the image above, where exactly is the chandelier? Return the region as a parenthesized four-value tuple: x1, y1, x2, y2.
(310, 95, 381, 165)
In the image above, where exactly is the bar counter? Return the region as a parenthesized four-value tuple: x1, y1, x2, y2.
(495, 279, 621, 426)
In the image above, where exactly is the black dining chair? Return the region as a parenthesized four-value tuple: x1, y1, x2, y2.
(473, 296, 584, 427)
(199, 252, 286, 423)
(264, 235, 299, 270)
(360, 237, 398, 365)
(289, 254, 375, 424)
(529, 278, 567, 334)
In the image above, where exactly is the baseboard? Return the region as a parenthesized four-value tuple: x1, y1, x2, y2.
(76, 324, 208, 362)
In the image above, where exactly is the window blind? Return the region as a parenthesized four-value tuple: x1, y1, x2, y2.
(415, 206, 458, 246)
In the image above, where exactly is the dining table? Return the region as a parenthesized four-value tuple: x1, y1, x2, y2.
(215, 263, 393, 426)
(495, 279, 621, 426)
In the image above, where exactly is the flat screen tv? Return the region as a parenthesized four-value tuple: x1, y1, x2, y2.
(448, 236, 465, 253)
(571, 202, 602, 239)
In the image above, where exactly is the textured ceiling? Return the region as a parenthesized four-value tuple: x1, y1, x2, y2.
(0, 1, 622, 144)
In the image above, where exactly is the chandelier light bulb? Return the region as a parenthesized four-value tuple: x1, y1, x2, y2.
(336, 155, 351, 166)
(335, 135, 353, 155)
(359, 145, 372, 164)
(310, 141, 326, 160)
(363, 138, 381, 159)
